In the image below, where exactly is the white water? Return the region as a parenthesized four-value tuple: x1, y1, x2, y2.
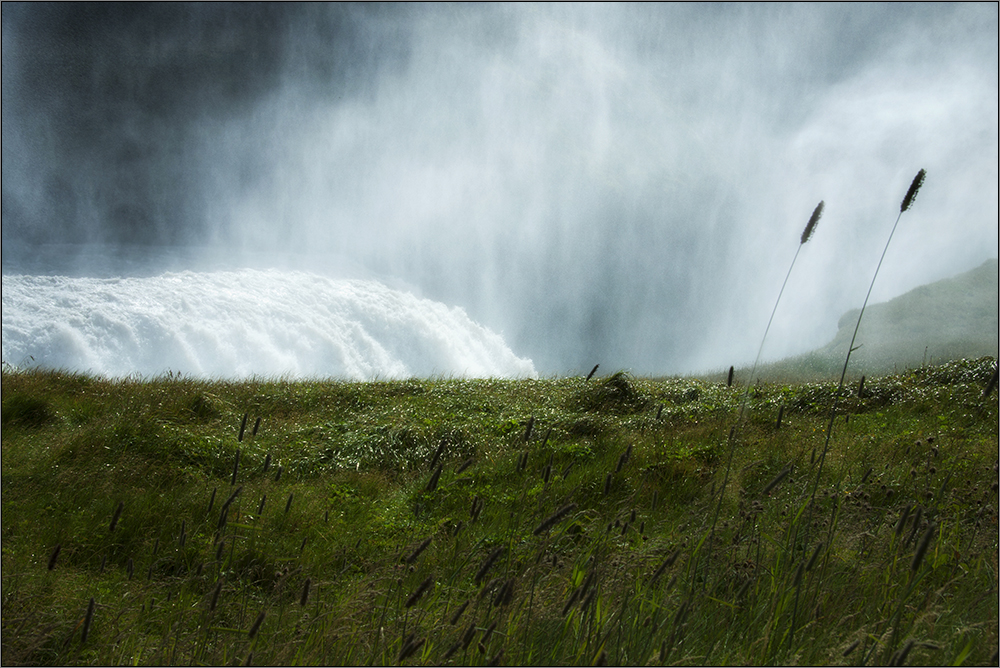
(0, 269, 537, 380)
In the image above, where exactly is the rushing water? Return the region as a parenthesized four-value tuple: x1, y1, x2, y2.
(3, 6, 996, 375)
(0, 269, 537, 380)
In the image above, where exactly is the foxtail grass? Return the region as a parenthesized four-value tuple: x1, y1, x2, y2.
(426, 464, 442, 492)
(533, 503, 577, 536)
(299, 578, 311, 606)
(405, 537, 432, 565)
(247, 610, 265, 638)
(404, 576, 434, 608)
(706, 201, 824, 576)
(398, 636, 425, 662)
(811, 170, 926, 502)
(429, 438, 446, 471)
(80, 597, 95, 644)
(109, 501, 124, 532)
(448, 600, 470, 625)
(475, 547, 504, 584)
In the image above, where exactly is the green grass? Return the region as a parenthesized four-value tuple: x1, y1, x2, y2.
(2, 359, 997, 666)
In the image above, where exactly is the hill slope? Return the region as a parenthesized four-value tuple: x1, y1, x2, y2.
(762, 258, 998, 379)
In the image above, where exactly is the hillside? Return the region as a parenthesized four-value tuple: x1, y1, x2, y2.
(759, 259, 998, 380)
(1, 363, 996, 665)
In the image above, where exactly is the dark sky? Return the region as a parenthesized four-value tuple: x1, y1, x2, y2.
(2, 3, 997, 374)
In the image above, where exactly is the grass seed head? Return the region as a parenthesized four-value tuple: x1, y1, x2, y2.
(481, 620, 498, 645)
(398, 637, 425, 662)
(891, 639, 915, 666)
(300, 578, 310, 606)
(475, 547, 504, 584)
(800, 200, 824, 244)
(649, 557, 670, 585)
(406, 537, 433, 565)
(247, 610, 265, 639)
(762, 466, 792, 496)
(405, 575, 434, 608)
(444, 642, 461, 661)
(222, 485, 243, 511)
(911, 523, 936, 571)
(895, 504, 913, 536)
(533, 503, 578, 536)
(492, 578, 515, 607)
(209, 579, 222, 611)
(461, 622, 478, 649)
(80, 597, 95, 644)
(429, 438, 446, 471)
(449, 599, 470, 625)
(425, 464, 442, 492)
(900, 169, 926, 212)
(109, 501, 124, 532)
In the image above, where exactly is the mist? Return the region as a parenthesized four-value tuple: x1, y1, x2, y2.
(3, 3, 997, 377)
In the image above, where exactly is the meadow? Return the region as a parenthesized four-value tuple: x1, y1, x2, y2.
(1, 357, 997, 665)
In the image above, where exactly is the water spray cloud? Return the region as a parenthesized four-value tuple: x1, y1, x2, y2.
(2, 4, 996, 376)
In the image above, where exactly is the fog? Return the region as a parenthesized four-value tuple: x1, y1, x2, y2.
(3, 4, 997, 376)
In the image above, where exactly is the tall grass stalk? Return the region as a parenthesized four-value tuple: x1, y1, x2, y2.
(707, 202, 824, 561)
(811, 170, 926, 502)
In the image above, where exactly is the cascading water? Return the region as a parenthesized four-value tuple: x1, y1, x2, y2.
(1, 5, 996, 378)
(1, 270, 536, 379)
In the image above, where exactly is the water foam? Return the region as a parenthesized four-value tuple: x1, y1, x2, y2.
(1, 269, 537, 380)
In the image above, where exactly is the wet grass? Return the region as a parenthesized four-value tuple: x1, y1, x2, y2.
(2, 358, 997, 665)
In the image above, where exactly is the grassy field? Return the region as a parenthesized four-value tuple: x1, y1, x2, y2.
(1, 358, 997, 666)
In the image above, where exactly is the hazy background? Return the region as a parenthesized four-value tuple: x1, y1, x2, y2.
(3, 3, 997, 376)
